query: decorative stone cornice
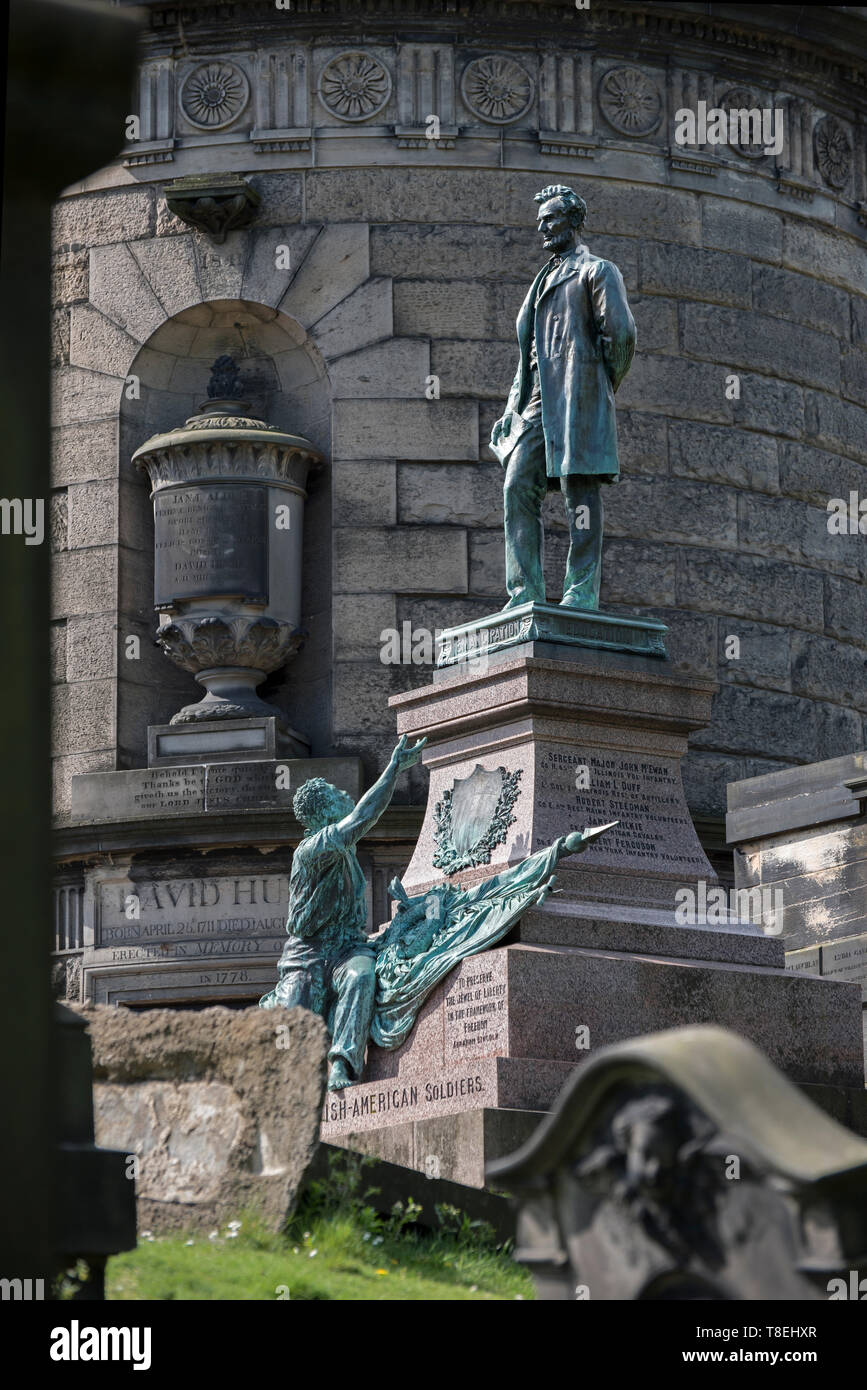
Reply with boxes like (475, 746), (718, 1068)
(108, 10), (867, 222)
(132, 3), (867, 106)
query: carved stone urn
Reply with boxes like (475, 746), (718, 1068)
(132, 357), (322, 749)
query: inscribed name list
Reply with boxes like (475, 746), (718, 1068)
(537, 748), (708, 873)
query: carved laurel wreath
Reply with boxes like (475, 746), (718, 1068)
(432, 767), (523, 875)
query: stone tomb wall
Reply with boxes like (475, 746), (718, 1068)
(51, 2), (867, 840)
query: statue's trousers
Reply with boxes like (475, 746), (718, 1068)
(503, 417), (605, 608)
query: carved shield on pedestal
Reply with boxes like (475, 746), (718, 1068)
(452, 766), (506, 856)
(433, 764), (523, 875)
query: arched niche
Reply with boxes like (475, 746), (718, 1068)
(117, 299), (333, 768)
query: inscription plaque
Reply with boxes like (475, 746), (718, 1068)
(821, 933), (867, 1000)
(91, 871), (289, 958)
(154, 485), (268, 605)
(537, 748), (709, 875)
(71, 766), (206, 822)
(205, 761), (295, 811)
(88, 962), (280, 1005)
(83, 868), (293, 1003)
(784, 945), (822, 978)
(444, 960), (508, 1060)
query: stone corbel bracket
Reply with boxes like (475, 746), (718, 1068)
(163, 173), (261, 243)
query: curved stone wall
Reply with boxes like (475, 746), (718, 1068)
(50, 1), (867, 832)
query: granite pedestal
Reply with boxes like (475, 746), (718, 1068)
(322, 929), (865, 1185)
(325, 626), (867, 1186)
(391, 630), (719, 917)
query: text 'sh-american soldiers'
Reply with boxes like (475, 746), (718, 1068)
(490, 184), (636, 610)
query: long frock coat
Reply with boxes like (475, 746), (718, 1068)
(494, 243), (636, 483)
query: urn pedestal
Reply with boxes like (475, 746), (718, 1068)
(132, 375), (323, 761)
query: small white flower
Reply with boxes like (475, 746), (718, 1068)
(362, 1233), (371, 1242)
(185, 1240), (194, 1247)
(209, 1230), (219, 1241)
(293, 1247), (299, 1254)
(514, 1294), (524, 1300)
(226, 1231), (238, 1239)
(470, 1285), (478, 1292)
(140, 1231), (152, 1239)
(371, 1236), (384, 1246)
(303, 1231), (310, 1239)
(227, 1220), (242, 1231)
(308, 1249), (318, 1258)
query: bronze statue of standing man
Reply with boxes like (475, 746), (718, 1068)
(490, 185), (636, 611)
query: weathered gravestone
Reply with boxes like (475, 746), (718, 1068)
(487, 1025), (867, 1301)
(73, 1003), (328, 1234)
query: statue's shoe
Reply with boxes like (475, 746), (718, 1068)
(500, 592), (544, 612)
(559, 590), (598, 610)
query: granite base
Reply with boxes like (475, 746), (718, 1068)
(320, 935), (866, 1155)
(329, 1107), (546, 1190)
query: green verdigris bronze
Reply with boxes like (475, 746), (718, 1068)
(490, 184), (636, 611)
(260, 735), (427, 1091)
(261, 740), (615, 1090)
(371, 823), (613, 1050)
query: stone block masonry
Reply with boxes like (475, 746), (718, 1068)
(47, 6), (867, 837)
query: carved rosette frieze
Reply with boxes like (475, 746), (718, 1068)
(113, 29), (867, 216)
(814, 114), (852, 189)
(180, 61), (250, 129)
(318, 51), (392, 120)
(718, 87), (768, 159)
(598, 65), (662, 137)
(460, 55), (534, 124)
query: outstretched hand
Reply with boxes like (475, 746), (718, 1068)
(390, 734), (428, 774)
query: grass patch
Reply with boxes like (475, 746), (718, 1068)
(106, 1151), (534, 1302)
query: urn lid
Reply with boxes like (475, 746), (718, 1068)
(131, 354), (324, 466)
